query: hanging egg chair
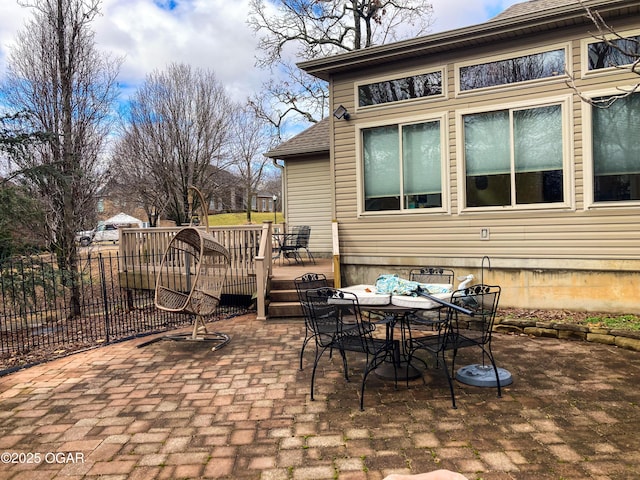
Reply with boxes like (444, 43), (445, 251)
(154, 186), (231, 350)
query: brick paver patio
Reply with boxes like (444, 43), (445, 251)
(0, 313), (638, 479)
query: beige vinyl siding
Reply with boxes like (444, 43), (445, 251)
(329, 19), (640, 273)
(285, 155), (332, 255)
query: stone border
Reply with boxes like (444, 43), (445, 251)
(494, 317), (640, 352)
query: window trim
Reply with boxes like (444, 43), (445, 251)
(355, 112), (450, 217)
(354, 66), (447, 113)
(581, 28), (640, 79)
(582, 85), (640, 209)
(454, 42), (571, 97)
(455, 95), (574, 214)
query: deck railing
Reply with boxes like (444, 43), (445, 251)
(119, 223), (273, 311)
(119, 225), (264, 274)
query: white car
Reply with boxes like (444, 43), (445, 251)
(76, 223), (119, 246)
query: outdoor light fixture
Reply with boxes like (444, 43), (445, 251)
(333, 104), (350, 121)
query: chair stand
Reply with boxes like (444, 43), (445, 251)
(163, 314), (231, 352)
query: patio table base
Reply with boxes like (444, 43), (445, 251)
(374, 360), (422, 381)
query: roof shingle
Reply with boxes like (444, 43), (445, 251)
(492, 0), (581, 21)
(264, 118), (330, 159)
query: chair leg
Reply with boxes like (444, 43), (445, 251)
(305, 248), (316, 264)
(359, 350), (397, 411)
(310, 347), (327, 401)
(300, 335), (311, 371)
(440, 351), (457, 409)
(484, 347), (502, 399)
(339, 349), (350, 381)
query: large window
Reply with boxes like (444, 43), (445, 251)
(459, 48), (565, 91)
(362, 119), (443, 212)
(592, 92), (640, 202)
(358, 71), (442, 107)
(463, 104), (565, 208)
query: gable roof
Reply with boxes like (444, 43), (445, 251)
(264, 118), (330, 159)
(298, 0), (640, 81)
(493, 0), (580, 21)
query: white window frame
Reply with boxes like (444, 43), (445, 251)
(454, 42), (572, 97)
(455, 95), (574, 214)
(354, 66), (447, 113)
(356, 112), (450, 217)
(582, 85), (640, 209)
(581, 28), (640, 79)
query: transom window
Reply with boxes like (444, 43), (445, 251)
(462, 104), (565, 208)
(358, 71), (442, 107)
(362, 119), (444, 212)
(592, 92), (640, 202)
(459, 48), (565, 91)
(588, 35), (640, 71)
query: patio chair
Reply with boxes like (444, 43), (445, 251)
(404, 284), (502, 408)
(294, 273), (329, 370)
(408, 267), (455, 324)
(303, 287), (397, 411)
(409, 267), (455, 285)
(153, 187), (231, 351)
(280, 225), (315, 265)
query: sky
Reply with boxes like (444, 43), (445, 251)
(0, 0), (523, 105)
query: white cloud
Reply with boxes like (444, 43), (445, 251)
(0, 0), (526, 104)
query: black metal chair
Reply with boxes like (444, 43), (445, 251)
(404, 284), (502, 408)
(294, 273), (329, 371)
(303, 287), (397, 411)
(407, 267), (455, 325)
(281, 226), (315, 265)
(409, 267), (455, 285)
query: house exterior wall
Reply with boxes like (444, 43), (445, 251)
(284, 155), (333, 256)
(329, 16), (640, 312)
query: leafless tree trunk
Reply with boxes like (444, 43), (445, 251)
(229, 105), (276, 223)
(2, 0), (120, 316)
(112, 63), (233, 226)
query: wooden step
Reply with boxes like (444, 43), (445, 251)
(267, 301), (303, 320)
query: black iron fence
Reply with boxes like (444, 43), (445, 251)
(0, 251), (254, 375)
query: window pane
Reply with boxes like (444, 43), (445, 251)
(593, 93), (640, 201)
(403, 121), (442, 209)
(464, 111), (510, 175)
(359, 72), (442, 107)
(363, 126), (400, 211)
(588, 35), (640, 70)
(466, 174), (510, 207)
(460, 49), (565, 91)
(514, 105), (564, 204)
(464, 111), (511, 207)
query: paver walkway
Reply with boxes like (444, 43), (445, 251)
(0, 313), (638, 479)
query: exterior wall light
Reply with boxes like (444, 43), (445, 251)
(333, 105), (350, 120)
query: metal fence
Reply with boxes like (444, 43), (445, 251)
(0, 251), (254, 375)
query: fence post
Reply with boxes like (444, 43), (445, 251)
(98, 253), (112, 343)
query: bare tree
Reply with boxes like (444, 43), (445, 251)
(247, 0), (434, 136)
(229, 105), (276, 223)
(567, 4), (640, 107)
(112, 63), (233, 226)
(1, 0), (120, 315)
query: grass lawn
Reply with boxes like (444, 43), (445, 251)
(207, 212), (283, 226)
